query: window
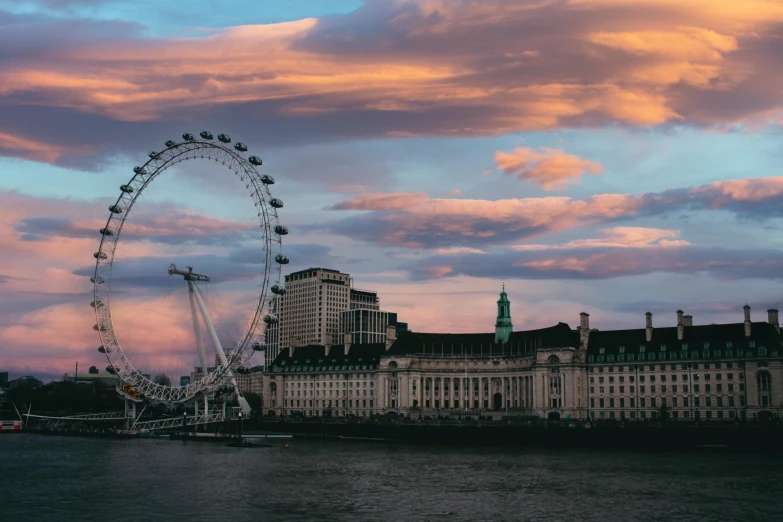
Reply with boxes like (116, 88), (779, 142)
(758, 371), (772, 407)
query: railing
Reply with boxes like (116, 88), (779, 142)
(25, 411), (126, 421)
(133, 408), (225, 431)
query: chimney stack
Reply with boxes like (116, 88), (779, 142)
(645, 312), (653, 342)
(579, 312), (590, 347)
(743, 304), (751, 337)
(676, 310), (684, 340)
(344, 333), (352, 356)
(768, 308), (779, 334)
(385, 325), (397, 351)
(683, 315), (693, 327)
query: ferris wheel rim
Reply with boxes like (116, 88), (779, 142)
(92, 135), (284, 404)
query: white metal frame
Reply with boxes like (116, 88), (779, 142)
(92, 136), (284, 406)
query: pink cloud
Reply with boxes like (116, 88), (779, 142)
(329, 176), (783, 248)
(514, 226), (689, 250)
(494, 146), (604, 190)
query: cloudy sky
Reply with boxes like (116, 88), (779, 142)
(2, 0), (783, 380)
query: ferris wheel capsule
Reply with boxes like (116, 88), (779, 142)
(251, 343), (265, 352)
(100, 228), (113, 236)
(218, 133), (231, 143)
(274, 225), (288, 235)
(90, 300), (104, 308)
(165, 140), (176, 147)
(98, 346), (106, 353)
(248, 156), (262, 166)
(261, 175), (275, 185)
(271, 285), (286, 295)
(133, 166), (146, 175)
(148, 151), (159, 159)
(120, 184), (134, 193)
(234, 142), (247, 152)
(182, 133), (195, 141)
(90, 276), (105, 284)
(263, 315), (278, 324)
(199, 131), (214, 140)
(94, 251), (107, 260)
(275, 254), (289, 265)
(270, 198), (283, 208)
(109, 205), (123, 214)
(106, 366), (116, 374)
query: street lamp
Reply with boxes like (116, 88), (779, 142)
(183, 411), (188, 436)
(237, 411), (243, 438)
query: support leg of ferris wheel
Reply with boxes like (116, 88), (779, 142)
(187, 281), (209, 386)
(191, 282), (252, 416)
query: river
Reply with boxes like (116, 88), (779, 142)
(1, 434), (780, 521)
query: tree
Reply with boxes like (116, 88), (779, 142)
(152, 373), (172, 387)
(88, 366), (99, 374)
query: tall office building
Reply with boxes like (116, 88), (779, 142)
(279, 268), (352, 349)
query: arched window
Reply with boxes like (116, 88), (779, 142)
(388, 361), (398, 370)
(757, 371), (772, 408)
(270, 382), (277, 407)
(548, 355), (560, 365)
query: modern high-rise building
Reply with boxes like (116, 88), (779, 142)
(279, 267), (352, 349)
(340, 309), (398, 345)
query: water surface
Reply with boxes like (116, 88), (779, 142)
(1, 434), (780, 521)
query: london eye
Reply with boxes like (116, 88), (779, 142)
(91, 131), (288, 414)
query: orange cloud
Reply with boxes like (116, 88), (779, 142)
(494, 146), (604, 190)
(2, 0), (783, 162)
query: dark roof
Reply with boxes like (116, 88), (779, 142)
(387, 322), (577, 357)
(270, 343), (386, 370)
(587, 321), (781, 355)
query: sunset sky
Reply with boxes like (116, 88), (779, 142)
(2, 0), (783, 380)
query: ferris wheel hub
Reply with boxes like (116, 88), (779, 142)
(168, 263), (210, 282)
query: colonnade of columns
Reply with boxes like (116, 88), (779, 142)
(412, 374), (535, 411)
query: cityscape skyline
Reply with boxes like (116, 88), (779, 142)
(3, 0), (783, 380)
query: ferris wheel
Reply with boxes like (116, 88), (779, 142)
(91, 131), (288, 413)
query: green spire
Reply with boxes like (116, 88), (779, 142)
(495, 284), (512, 344)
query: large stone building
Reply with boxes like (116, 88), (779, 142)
(263, 289), (783, 422)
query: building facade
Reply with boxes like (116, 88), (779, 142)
(264, 289), (783, 422)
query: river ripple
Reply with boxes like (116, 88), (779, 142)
(1, 434), (780, 521)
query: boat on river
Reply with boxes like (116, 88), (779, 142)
(0, 397), (24, 433)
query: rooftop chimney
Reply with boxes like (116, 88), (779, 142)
(683, 315), (693, 327)
(676, 310), (685, 340)
(768, 308), (779, 334)
(344, 333), (352, 356)
(743, 304), (751, 337)
(385, 325), (397, 351)
(645, 312), (653, 342)
(579, 312), (590, 347)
